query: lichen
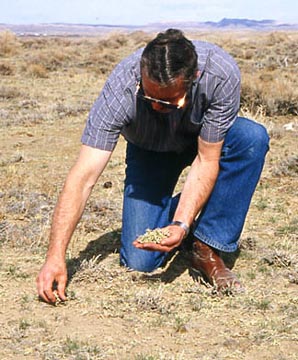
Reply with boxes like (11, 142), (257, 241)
(137, 228), (170, 244)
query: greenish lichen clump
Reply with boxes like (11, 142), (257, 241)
(137, 228), (170, 244)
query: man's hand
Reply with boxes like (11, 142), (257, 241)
(133, 225), (186, 252)
(36, 258), (67, 304)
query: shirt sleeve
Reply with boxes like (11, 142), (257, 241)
(81, 61), (135, 151)
(200, 72), (240, 143)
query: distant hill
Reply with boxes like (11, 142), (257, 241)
(1, 18), (297, 36)
(204, 18), (296, 29)
(205, 18), (275, 28)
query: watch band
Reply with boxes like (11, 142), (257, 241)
(170, 221), (190, 238)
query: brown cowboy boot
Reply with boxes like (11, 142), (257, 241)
(191, 240), (244, 293)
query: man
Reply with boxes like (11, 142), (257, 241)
(37, 29), (269, 303)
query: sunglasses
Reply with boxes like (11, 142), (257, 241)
(135, 81), (187, 110)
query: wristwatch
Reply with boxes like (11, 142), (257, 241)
(170, 220), (190, 238)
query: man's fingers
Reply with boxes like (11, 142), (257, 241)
(134, 241), (174, 252)
(43, 288), (57, 303)
(36, 277), (51, 303)
(37, 284), (56, 304)
(37, 274), (61, 304)
(57, 277), (67, 301)
(37, 289), (50, 303)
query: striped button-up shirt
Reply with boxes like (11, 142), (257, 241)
(81, 40), (240, 153)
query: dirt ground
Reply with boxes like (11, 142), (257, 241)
(0, 31), (297, 360)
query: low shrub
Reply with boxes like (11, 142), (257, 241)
(26, 63), (49, 78)
(0, 31), (20, 56)
(0, 86), (22, 99)
(0, 63), (14, 75)
(241, 65), (298, 116)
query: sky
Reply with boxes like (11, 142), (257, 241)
(1, 0), (297, 25)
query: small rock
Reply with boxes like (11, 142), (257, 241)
(103, 181), (112, 189)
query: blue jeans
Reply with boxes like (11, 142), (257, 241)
(120, 117), (270, 272)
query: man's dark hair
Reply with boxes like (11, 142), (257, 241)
(141, 29), (198, 87)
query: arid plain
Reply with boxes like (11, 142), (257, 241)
(0, 30), (297, 359)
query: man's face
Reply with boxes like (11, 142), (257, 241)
(140, 73), (189, 114)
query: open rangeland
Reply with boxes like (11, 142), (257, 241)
(0, 30), (297, 360)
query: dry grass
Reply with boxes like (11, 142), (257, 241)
(0, 30), (297, 360)
(0, 30), (20, 56)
